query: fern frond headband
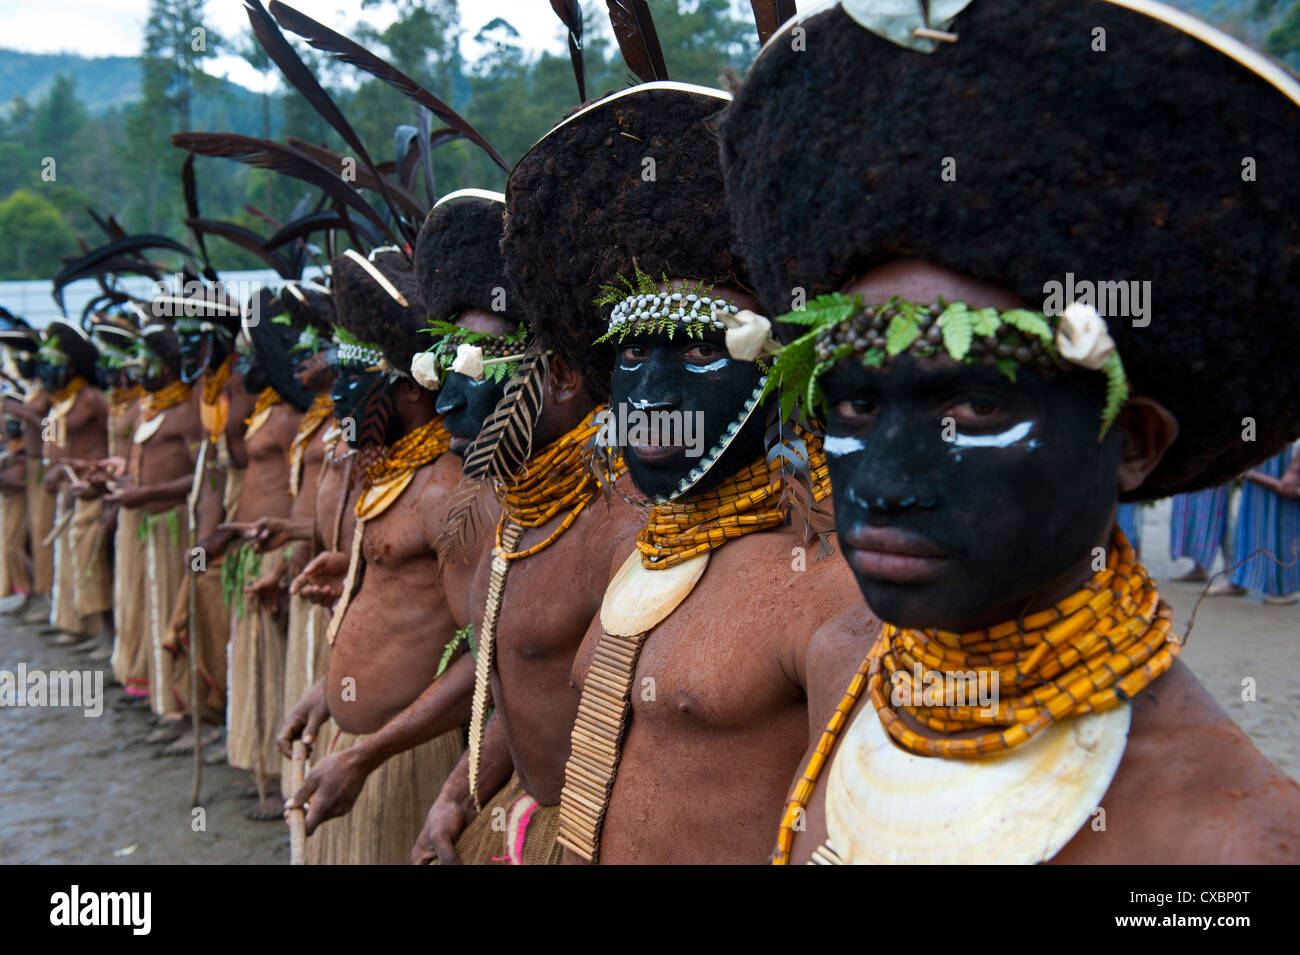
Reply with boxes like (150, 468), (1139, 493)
(592, 267), (779, 363)
(409, 318), (530, 390)
(762, 295), (1129, 437)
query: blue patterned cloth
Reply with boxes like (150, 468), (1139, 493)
(1230, 444), (1300, 597)
(1169, 485), (1232, 572)
(1117, 503), (1143, 556)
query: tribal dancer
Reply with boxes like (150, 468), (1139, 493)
(718, 0), (1300, 863)
(38, 320), (111, 654)
(281, 249), (463, 864)
(502, 75), (859, 864)
(281, 195), (513, 859)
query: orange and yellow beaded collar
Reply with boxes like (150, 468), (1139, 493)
(198, 355), (233, 442)
(289, 394), (334, 497)
(636, 428), (830, 570)
(354, 415), (452, 520)
(139, 379), (192, 422)
(494, 405), (618, 562)
(243, 387), (282, 441)
(772, 527), (1182, 864)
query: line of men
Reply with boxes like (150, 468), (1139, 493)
(4, 0), (1300, 865)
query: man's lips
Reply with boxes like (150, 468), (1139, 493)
(448, 434), (470, 453)
(629, 443), (683, 465)
(841, 525), (949, 584)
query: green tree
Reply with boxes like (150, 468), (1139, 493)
(0, 189), (77, 279)
(1254, 0), (1300, 64)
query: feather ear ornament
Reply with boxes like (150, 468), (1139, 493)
(436, 347), (550, 565)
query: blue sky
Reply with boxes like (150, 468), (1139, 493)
(1, 0), (573, 89)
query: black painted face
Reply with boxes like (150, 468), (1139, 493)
(820, 351), (1120, 633)
(15, 356), (37, 380)
(435, 371), (508, 458)
(176, 331), (224, 384)
(610, 327), (767, 500)
(5, 418), (22, 439)
(36, 357), (69, 393)
(330, 364), (391, 449)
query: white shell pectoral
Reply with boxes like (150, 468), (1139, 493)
(132, 413), (166, 445)
(601, 549), (710, 637)
(823, 702), (1132, 864)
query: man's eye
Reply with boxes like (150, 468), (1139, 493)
(947, 395), (1003, 419)
(832, 397), (878, 421)
(622, 345), (648, 362)
(684, 343), (723, 363)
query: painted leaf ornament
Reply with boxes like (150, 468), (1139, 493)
(451, 342), (485, 380)
(410, 350), (440, 390)
(721, 308), (774, 361)
(1055, 302), (1116, 371)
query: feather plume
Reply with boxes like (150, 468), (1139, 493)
(51, 236), (198, 311)
(244, 0), (415, 247)
(287, 136), (425, 220)
(437, 348), (549, 561)
(606, 0), (668, 82)
(185, 218), (295, 278)
(171, 132), (399, 247)
(262, 209), (349, 252)
(356, 379), (394, 451)
(86, 208), (126, 242)
(181, 155), (221, 281)
(750, 0), (797, 45)
(269, 0), (509, 172)
(551, 0), (587, 101)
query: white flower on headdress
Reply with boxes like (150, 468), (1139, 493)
(719, 309), (774, 362)
(451, 343), (485, 380)
(410, 351), (440, 390)
(1055, 302), (1116, 371)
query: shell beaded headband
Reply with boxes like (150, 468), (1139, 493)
(763, 294), (1129, 436)
(409, 319), (529, 390)
(333, 326), (401, 379)
(171, 318), (235, 341)
(592, 268), (778, 362)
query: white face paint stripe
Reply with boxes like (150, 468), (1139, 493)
(949, 420), (1035, 448)
(824, 434), (869, 457)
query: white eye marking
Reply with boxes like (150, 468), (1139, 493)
(686, 358), (729, 373)
(824, 434), (869, 458)
(949, 420), (1039, 449)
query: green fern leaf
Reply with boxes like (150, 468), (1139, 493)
(939, 304), (973, 361)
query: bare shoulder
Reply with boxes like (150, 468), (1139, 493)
(1061, 660), (1300, 863)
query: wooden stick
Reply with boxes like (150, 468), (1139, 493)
(188, 440), (209, 808)
(289, 740), (307, 865)
(253, 602), (268, 811)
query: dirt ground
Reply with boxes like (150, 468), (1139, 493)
(1, 500), (1295, 864)
(0, 615), (289, 865)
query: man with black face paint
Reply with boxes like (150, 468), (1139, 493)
(85, 319), (150, 691)
(0, 318), (45, 617)
(38, 321), (112, 653)
(271, 247), (467, 865)
(410, 186), (645, 867)
(232, 281), (338, 802)
(3, 337), (57, 621)
(487, 81), (860, 867)
(152, 290), (245, 734)
(100, 322), (205, 719)
(208, 291), (314, 816)
(0, 396), (31, 605)
(270, 196), (513, 863)
(720, 0), (1300, 863)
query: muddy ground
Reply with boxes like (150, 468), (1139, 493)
(1, 499), (1296, 864)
